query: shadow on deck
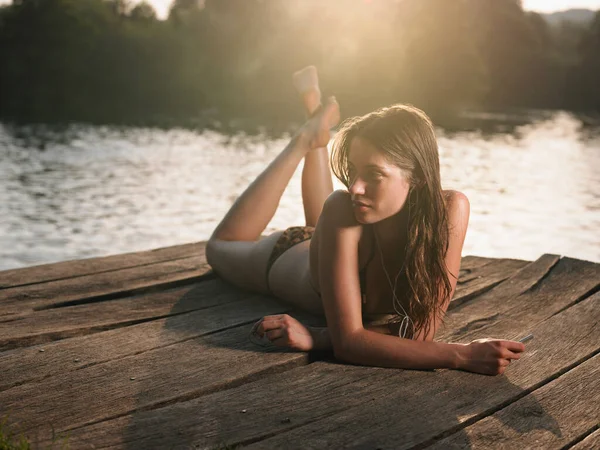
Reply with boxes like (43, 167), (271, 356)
(0, 242), (599, 449)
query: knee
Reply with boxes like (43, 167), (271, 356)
(205, 238), (220, 271)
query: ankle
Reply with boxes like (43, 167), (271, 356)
(295, 125), (313, 149)
(302, 87), (322, 117)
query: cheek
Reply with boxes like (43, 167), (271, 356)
(372, 181), (410, 212)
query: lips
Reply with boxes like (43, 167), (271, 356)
(352, 201), (369, 207)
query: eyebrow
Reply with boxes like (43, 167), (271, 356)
(348, 162), (386, 171)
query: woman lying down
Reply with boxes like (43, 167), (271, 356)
(206, 66), (526, 376)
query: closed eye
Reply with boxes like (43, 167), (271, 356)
(367, 171), (383, 180)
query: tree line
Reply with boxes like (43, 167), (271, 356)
(0, 0), (599, 129)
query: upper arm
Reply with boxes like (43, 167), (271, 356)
(316, 190), (365, 357)
(415, 190), (470, 341)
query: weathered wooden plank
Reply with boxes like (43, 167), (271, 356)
(46, 288), (600, 450)
(570, 428), (600, 450)
(0, 290), (291, 392)
(0, 305), (326, 435)
(0, 253), (499, 317)
(236, 268), (600, 450)
(447, 256), (600, 344)
(0, 254), (567, 445)
(440, 253), (560, 339)
(0, 254), (524, 392)
(0, 256), (210, 316)
(0, 249), (490, 292)
(0, 255), (522, 351)
(0, 278), (256, 353)
(0, 255), (564, 442)
(451, 257), (532, 308)
(458, 255), (496, 272)
(0, 242), (207, 289)
(428, 354), (600, 449)
(25, 255), (592, 443)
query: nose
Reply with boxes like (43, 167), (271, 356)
(349, 177), (366, 196)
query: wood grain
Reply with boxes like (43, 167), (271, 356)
(441, 255), (597, 343)
(428, 354), (600, 449)
(0, 306), (319, 435)
(0, 242), (206, 289)
(570, 428), (600, 450)
(0, 255), (523, 352)
(0, 281), (291, 393)
(41, 280), (600, 449)
(451, 257), (534, 308)
(0, 278), (245, 352)
(242, 291), (600, 450)
(0, 256), (211, 316)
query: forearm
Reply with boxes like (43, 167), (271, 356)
(339, 329), (464, 370)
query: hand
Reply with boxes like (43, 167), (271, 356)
(458, 338), (526, 376)
(251, 314), (315, 352)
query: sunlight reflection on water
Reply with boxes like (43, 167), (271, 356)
(0, 110), (598, 271)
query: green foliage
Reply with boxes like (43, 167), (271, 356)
(0, 415), (70, 450)
(0, 415), (31, 450)
(0, 0), (598, 127)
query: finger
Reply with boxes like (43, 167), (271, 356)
(257, 319), (285, 336)
(500, 348), (522, 360)
(507, 351), (522, 360)
(504, 340), (526, 353)
(266, 329), (284, 342)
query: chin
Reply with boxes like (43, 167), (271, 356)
(354, 211), (376, 225)
(353, 212), (367, 224)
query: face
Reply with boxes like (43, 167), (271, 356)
(347, 136), (412, 224)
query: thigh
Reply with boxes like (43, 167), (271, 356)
(206, 231), (284, 295)
(207, 232), (325, 316)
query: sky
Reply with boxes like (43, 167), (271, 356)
(0, 0), (599, 20)
(144, 0), (600, 20)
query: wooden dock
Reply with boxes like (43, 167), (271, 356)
(0, 242), (599, 449)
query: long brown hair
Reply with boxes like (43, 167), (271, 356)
(330, 104), (453, 339)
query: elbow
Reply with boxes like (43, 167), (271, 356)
(332, 340), (348, 361)
(332, 331), (363, 363)
(334, 347), (355, 364)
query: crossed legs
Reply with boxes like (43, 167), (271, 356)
(206, 67), (338, 294)
(298, 67), (335, 227)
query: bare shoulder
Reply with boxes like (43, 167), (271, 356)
(317, 190), (363, 233)
(443, 190), (470, 235)
(321, 190), (357, 224)
(310, 190), (365, 292)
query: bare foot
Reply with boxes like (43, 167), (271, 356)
(293, 66), (321, 116)
(300, 96), (340, 150)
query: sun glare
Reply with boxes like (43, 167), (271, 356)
(3, 0), (597, 19)
(521, 0), (600, 12)
(132, 0), (600, 20)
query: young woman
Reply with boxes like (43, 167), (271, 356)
(206, 66), (525, 376)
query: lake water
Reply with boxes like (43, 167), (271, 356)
(1, 110), (599, 271)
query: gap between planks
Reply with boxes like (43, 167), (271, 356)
(19, 256), (599, 448)
(0, 242), (208, 290)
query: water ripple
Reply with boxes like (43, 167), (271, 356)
(0, 111), (598, 271)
